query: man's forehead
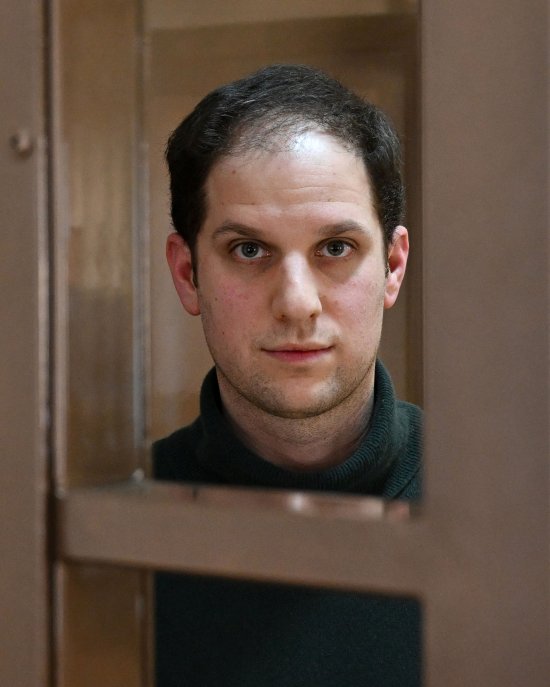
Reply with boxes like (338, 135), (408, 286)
(195, 134), (377, 241)
(196, 136), (382, 251)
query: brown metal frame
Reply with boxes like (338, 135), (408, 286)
(57, 481), (424, 593)
(1, 0), (548, 686)
(421, 2), (549, 682)
(0, 0), (50, 684)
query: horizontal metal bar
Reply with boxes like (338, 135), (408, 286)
(56, 479), (429, 595)
(147, 0), (417, 32)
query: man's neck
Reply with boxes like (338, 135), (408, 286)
(216, 372), (375, 473)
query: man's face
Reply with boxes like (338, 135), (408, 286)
(168, 130), (408, 420)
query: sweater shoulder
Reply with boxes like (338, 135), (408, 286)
(396, 399), (423, 431)
(384, 400), (423, 500)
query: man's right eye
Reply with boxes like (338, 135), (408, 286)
(232, 242), (268, 260)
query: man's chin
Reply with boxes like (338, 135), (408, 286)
(216, 366), (366, 420)
(253, 386), (346, 420)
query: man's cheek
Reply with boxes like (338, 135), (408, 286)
(219, 281), (256, 308)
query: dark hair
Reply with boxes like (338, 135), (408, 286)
(165, 64), (405, 257)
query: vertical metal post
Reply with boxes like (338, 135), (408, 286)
(422, 1), (549, 685)
(0, 0), (50, 684)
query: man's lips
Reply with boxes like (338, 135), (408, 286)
(262, 345), (333, 362)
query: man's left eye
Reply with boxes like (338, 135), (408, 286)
(319, 240), (353, 257)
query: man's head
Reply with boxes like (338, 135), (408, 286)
(165, 64), (405, 265)
(165, 65), (409, 447)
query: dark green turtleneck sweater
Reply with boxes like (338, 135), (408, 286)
(154, 360), (422, 687)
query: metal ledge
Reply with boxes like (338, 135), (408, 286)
(56, 479), (428, 595)
(148, 0), (417, 32)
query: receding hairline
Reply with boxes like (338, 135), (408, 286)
(207, 113), (361, 162)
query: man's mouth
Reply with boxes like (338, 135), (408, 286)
(262, 344), (333, 363)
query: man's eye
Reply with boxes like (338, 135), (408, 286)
(233, 242), (268, 260)
(319, 240), (353, 257)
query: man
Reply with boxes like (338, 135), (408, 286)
(155, 64), (421, 687)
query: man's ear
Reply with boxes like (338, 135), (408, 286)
(166, 232), (201, 316)
(384, 225), (409, 309)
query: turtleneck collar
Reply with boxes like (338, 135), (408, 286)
(195, 360), (404, 495)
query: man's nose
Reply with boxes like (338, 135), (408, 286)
(271, 254), (322, 322)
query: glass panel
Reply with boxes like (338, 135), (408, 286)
(146, 11), (421, 440)
(145, 9), (422, 685)
(55, 564), (149, 687)
(54, 2), (421, 684)
(155, 570), (422, 687)
(55, 562), (421, 687)
(53, 1), (148, 681)
(55, 0), (144, 487)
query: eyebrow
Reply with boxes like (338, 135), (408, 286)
(211, 219), (369, 241)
